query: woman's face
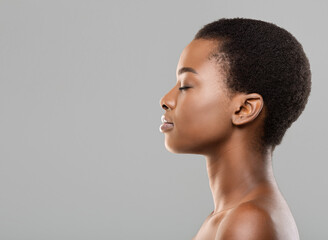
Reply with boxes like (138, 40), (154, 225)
(160, 39), (235, 154)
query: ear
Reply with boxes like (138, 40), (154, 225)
(231, 93), (264, 126)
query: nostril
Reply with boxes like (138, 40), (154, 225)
(162, 104), (168, 110)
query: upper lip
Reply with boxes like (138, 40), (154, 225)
(161, 115), (174, 124)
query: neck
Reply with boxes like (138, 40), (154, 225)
(204, 136), (276, 214)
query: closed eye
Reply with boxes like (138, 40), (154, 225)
(179, 86), (191, 91)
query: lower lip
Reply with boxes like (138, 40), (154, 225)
(160, 123), (174, 132)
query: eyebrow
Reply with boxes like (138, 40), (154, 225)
(177, 67), (198, 76)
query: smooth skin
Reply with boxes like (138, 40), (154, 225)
(159, 39), (300, 240)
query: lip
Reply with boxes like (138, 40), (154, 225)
(159, 122), (174, 132)
(161, 115), (174, 124)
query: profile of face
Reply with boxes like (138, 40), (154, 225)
(159, 39), (238, 155)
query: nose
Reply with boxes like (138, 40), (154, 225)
(160, 88), (176, 111)
(159, 96), (169, 110)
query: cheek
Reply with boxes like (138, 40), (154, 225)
(177, 91), (232, 142)
(197, 100), (231, 139)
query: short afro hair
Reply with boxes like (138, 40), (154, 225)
(194, 17), (312, 151)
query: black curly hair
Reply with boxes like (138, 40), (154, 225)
(194, 18), (311, 151)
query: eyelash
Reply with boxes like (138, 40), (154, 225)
(179, 86), (191, 91)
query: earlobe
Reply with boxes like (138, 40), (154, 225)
(231, 94), (264, 126)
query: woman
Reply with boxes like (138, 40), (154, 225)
(159, 18), (311, 240)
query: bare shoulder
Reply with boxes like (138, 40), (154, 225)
(215, 201), (277, 240)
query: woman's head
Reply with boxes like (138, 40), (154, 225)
(160, 18), (311, 155)
(160, 39), (267, 155)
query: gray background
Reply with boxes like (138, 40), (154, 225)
(0, 0), (327, 239)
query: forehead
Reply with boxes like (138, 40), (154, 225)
(176, 39), (219, 76)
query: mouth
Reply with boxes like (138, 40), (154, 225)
(161, 115), (174, 125)
(159, 122), (174, 132)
